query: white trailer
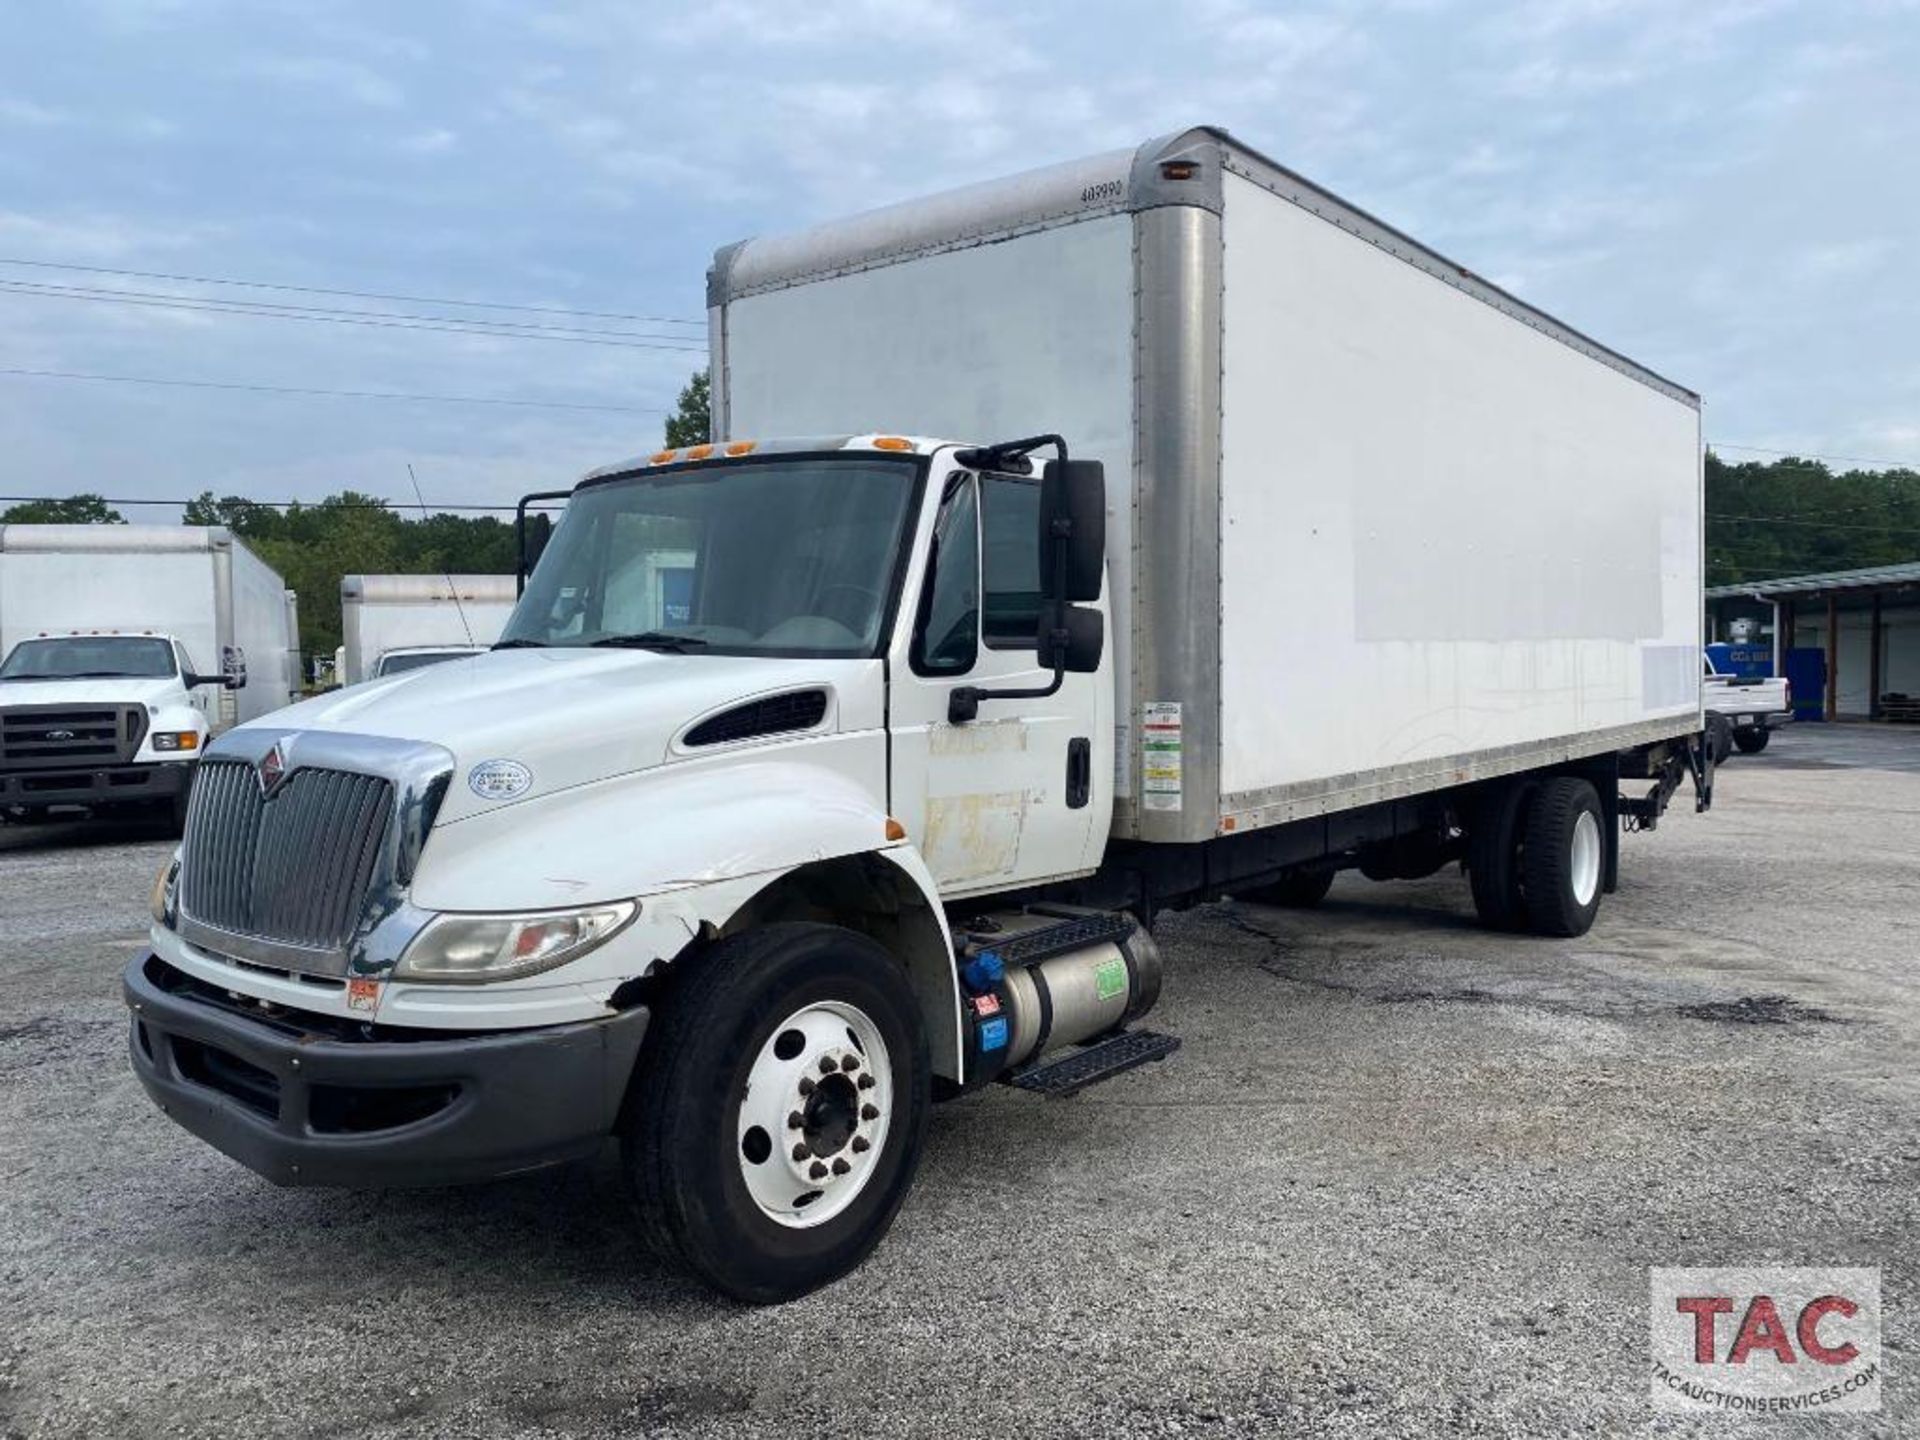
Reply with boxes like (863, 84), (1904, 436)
(339, 574), (517, 685)
(127, 127), (1712, 1303)
(0, 524), (299, 826)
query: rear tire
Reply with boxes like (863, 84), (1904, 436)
(1468, 782), (1533, 931)
(1520, 776), (1605, 938)
(1732, 727), (1770, 754)
(621, 922), (930, 1304)
(1240, 868), (1335, 908)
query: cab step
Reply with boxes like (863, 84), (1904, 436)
(1007, 1029), (1181, 1097)
(962, 909), (1136, 969)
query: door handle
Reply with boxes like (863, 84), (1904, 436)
(1066, 737), (1091, 809)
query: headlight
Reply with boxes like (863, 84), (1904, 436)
(393, 901), (637, 984)
(150, 731), (200, 752)
(150, 851), (180, 927)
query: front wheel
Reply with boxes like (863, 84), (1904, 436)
(1732, 726), (1770, 754)
(622, 923), (930, 1303)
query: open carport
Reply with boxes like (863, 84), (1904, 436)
(1707, 560), (1920, 723)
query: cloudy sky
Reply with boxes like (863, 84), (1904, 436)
(1, 0), (1915, 517)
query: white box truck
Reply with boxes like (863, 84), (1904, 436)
(1, 525), (300, 829)
(339, 574), (518, 685)
(125, 127), (1711, 1302)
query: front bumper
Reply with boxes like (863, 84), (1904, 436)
(1, 760), (193, 810)
(124, 952), (650, 1188)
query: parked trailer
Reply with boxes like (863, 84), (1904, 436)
(1, 525), (298, 828)
(126, 127), (1711, 1301)
(339, 573), (518, 685)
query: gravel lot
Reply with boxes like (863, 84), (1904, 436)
(3, 724), (1915, 1439)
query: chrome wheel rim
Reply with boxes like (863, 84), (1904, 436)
(1570, 809), (1601, 908)
(736, 1000), (891, 1229)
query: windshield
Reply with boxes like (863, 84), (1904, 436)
(377, 649), (479, 676)
(500, 455), (921, 657)
(0, 635), (177, 681)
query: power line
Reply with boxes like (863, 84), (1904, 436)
(1713, 512), (1920, 536)
(0, 493), (567, 514)
(1710, 441), (1920, 471)
(0, 366), (666, 415)
(0, 281), (707, 352)
(0, 255), (706, 327)
(0, 277), (697, 343)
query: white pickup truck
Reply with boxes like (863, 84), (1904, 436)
(123, 127), (1713, 1302)
(0, 631), (237, 830)
(1704, 654), (1792, 757)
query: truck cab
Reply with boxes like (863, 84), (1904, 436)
(0, 629), (242, 830)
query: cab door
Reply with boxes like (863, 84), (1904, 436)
(887, 466), (1109, 896)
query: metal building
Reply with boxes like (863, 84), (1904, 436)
(1705, 561), (1920, 722)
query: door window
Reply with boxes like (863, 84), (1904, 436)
(981, 473), (1042, 650)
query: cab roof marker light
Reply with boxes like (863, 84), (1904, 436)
(871, 436), (913, 451)
(685, 443), (714, 460)
(650, 449), (677, 465)
(725, 440), (756, 456)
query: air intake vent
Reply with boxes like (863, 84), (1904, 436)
(684, 690), (829, 747)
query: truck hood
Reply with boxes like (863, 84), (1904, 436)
(240, 647), (875, 824)
(0, 676), (183, 708)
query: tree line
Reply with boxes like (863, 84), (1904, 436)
(3, 369), (1914, 660)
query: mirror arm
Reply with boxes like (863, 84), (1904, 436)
(946, 528), (1074, 724)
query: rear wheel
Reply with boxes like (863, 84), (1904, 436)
(1240, 868), (1335, 908)
(1468, 782), (1533, 931)
(1732, 726), (1770, 754)
(1521, 776), (1605, 938)
(622, 923), (930, 1304)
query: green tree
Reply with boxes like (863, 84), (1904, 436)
(0, 493), (126, 524)
(665, 369), (711, 447)
(183, 491), (282, 539)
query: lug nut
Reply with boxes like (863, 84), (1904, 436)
(792, 1143), (810, 1162)
(851, 1136), (870, 1153)
(818, 1055), (837, 1075)
(809, 1161), (829, 1180)
(787, 1110), (804, 1130)
(832, 1158), (851, 1176)
(857, 1073), (876, 1090)
(798, 1076), (816, 1097)
(841, 1055), (860, 1072)
(860, 1103), (879, 1121)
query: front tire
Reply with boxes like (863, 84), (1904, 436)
(622, 923), (930, 1304)
(1520, 777), (1605, 938)
(1732, 726), (1770, 754)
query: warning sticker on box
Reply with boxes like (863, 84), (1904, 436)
(1141, 701), (1183, 812)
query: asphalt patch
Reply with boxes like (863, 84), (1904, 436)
(1674, 993), (1841, 1025)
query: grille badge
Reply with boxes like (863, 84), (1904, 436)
(46, 729), (75, 741)
(257, 741), (289, 797)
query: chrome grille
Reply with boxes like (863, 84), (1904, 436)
(0, 704), (146, 767)
(180, 759), (394, 953)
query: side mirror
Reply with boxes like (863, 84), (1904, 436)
(1038, 604), (1103, 675)
(524, 512), (553, 575)
(221, 647), (247, 689)
(515, 488), (572, 596)
(1039, 459), (1105, 602)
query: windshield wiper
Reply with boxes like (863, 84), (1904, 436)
(590, 632), (710, 653)
(491, 638), (550, 650)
